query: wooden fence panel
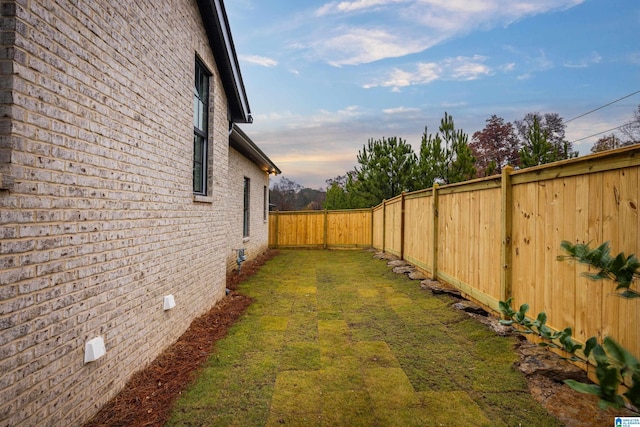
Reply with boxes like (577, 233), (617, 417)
(384, 197), (402, 257)
(403, 191), (433, 274)
(372, 205), (384, 250)
(326, 210), (372, 247)
(269, 210), (372, 248)
(510, 163), (640, 358)
(435, 186), (502, 308)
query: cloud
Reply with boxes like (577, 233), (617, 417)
(253, 106), (364, 130)
(316, 0), (408, 16)
(382, 106), (422, 114)
(239, 54), (278, 67)
(563, 51), (602, 68)
(317, 28), (433, 66)
(311, 0), (584, 66)
(364, 55), (492, 89)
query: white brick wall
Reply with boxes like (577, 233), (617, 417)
(226, 146), (271, 273)
(0, 1), (247, 425)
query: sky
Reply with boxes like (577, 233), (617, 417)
(225, 0), (640, 190)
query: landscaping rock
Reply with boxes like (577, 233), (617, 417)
(408, 270), (427, 280)
(516, 340), (587, 382)
(453, 301), (488, 315)
(420, 279), (461, 297)
(388, 260), (408, 267)
(373, 252), (398, 261)
(392, 265), (415, 275)
(465, 312), (513, 336)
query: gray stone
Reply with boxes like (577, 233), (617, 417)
(453, 301), (487, 315)
(516, 341), (588, 382)
(408, 270), (427, 280)
(392, 265), (415, 275)
(420, 280), (461, 297)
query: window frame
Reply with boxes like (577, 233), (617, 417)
(263, 185), (268, 222)
(193, 58), (211, 195)
(243, 177), (250, 237)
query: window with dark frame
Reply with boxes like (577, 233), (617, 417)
(263, 185), (267, 221)
(193, 59), (210, 195)
(243, 177), (250, 237)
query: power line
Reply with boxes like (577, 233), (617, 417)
(565, 90), (640, 123)
(569, 124), (628, 144)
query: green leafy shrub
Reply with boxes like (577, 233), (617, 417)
(499, 298), (639, 411)
(558, 241), (639, 298)
(498, 240), (640, 412)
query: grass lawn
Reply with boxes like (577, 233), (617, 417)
(167, 250), (560, 426)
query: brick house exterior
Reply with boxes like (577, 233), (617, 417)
(0, 1), (278, 425)
(227, 124), (279, 273)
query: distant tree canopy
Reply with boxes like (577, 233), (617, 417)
(269, 177), (325, 211)
(350, 136), (418, 207)
(620, 104), (640, 144)
(469, 115), (520, 177)
(590, 134), (635, 154)
(416, 112), (476, 187)
(516, 112), (576, 166)
(323, 173), (360, 210)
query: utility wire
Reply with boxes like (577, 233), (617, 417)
(565, 90), (640, 123)
(569, 124), (628, 143)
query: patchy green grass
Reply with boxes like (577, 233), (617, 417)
(167, 250), (561, 426)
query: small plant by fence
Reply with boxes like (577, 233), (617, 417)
(269, 145), (640, 361)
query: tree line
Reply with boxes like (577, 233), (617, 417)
(270, 106), (640, 211)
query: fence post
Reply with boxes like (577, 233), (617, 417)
(500, 166), (513, 303)
(382, 200), (386, 253)
(370, 207), (374, 249)
(431, 184), (439, 280)
(323, 209), (328, 249)
(400, 192), (406, 260)
(274, 210), (279, 249)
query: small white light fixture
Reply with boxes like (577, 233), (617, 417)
(84, 337), (106, 363)
(163, 294), (176, 311)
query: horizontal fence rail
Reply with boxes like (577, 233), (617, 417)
(269, 145), (640, 363)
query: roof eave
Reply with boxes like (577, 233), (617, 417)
(196, 0), (252, 124)
(230, 124), (281, 175)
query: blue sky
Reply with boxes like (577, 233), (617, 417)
(226, 0), (640, 189)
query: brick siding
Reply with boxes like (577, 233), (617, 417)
(0, 1), (246, 425)
(226, 146), (271, 273)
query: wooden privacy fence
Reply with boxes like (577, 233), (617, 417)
(269, 145), (640, 359)
(269, 209), (373, 248)
(377, 145), (640, 360)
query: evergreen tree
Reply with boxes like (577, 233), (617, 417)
(416, 112), (476, 187)
(352, 136), (417, 207)
(519, 115), (558, 167)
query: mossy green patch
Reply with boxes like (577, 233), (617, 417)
(270, 371), (322, 415)
(286, 313), (318, 342)
(260, 315), (289, 331)
(280, 342), (321, 371)
(358, 288), (380, 298)
(363, 367), (415, 408)
(319, 357), (365, 392)
(354, 341), (400, 368)
(321, 390), (375, 425)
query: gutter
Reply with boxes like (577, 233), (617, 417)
(230, 124), (281, 175)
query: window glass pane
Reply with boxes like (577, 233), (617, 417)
(193, 94), (199, 128)
(198, 101), (206, 130)
(193, 135), (205, 194)
(243, 178), (250, 236)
